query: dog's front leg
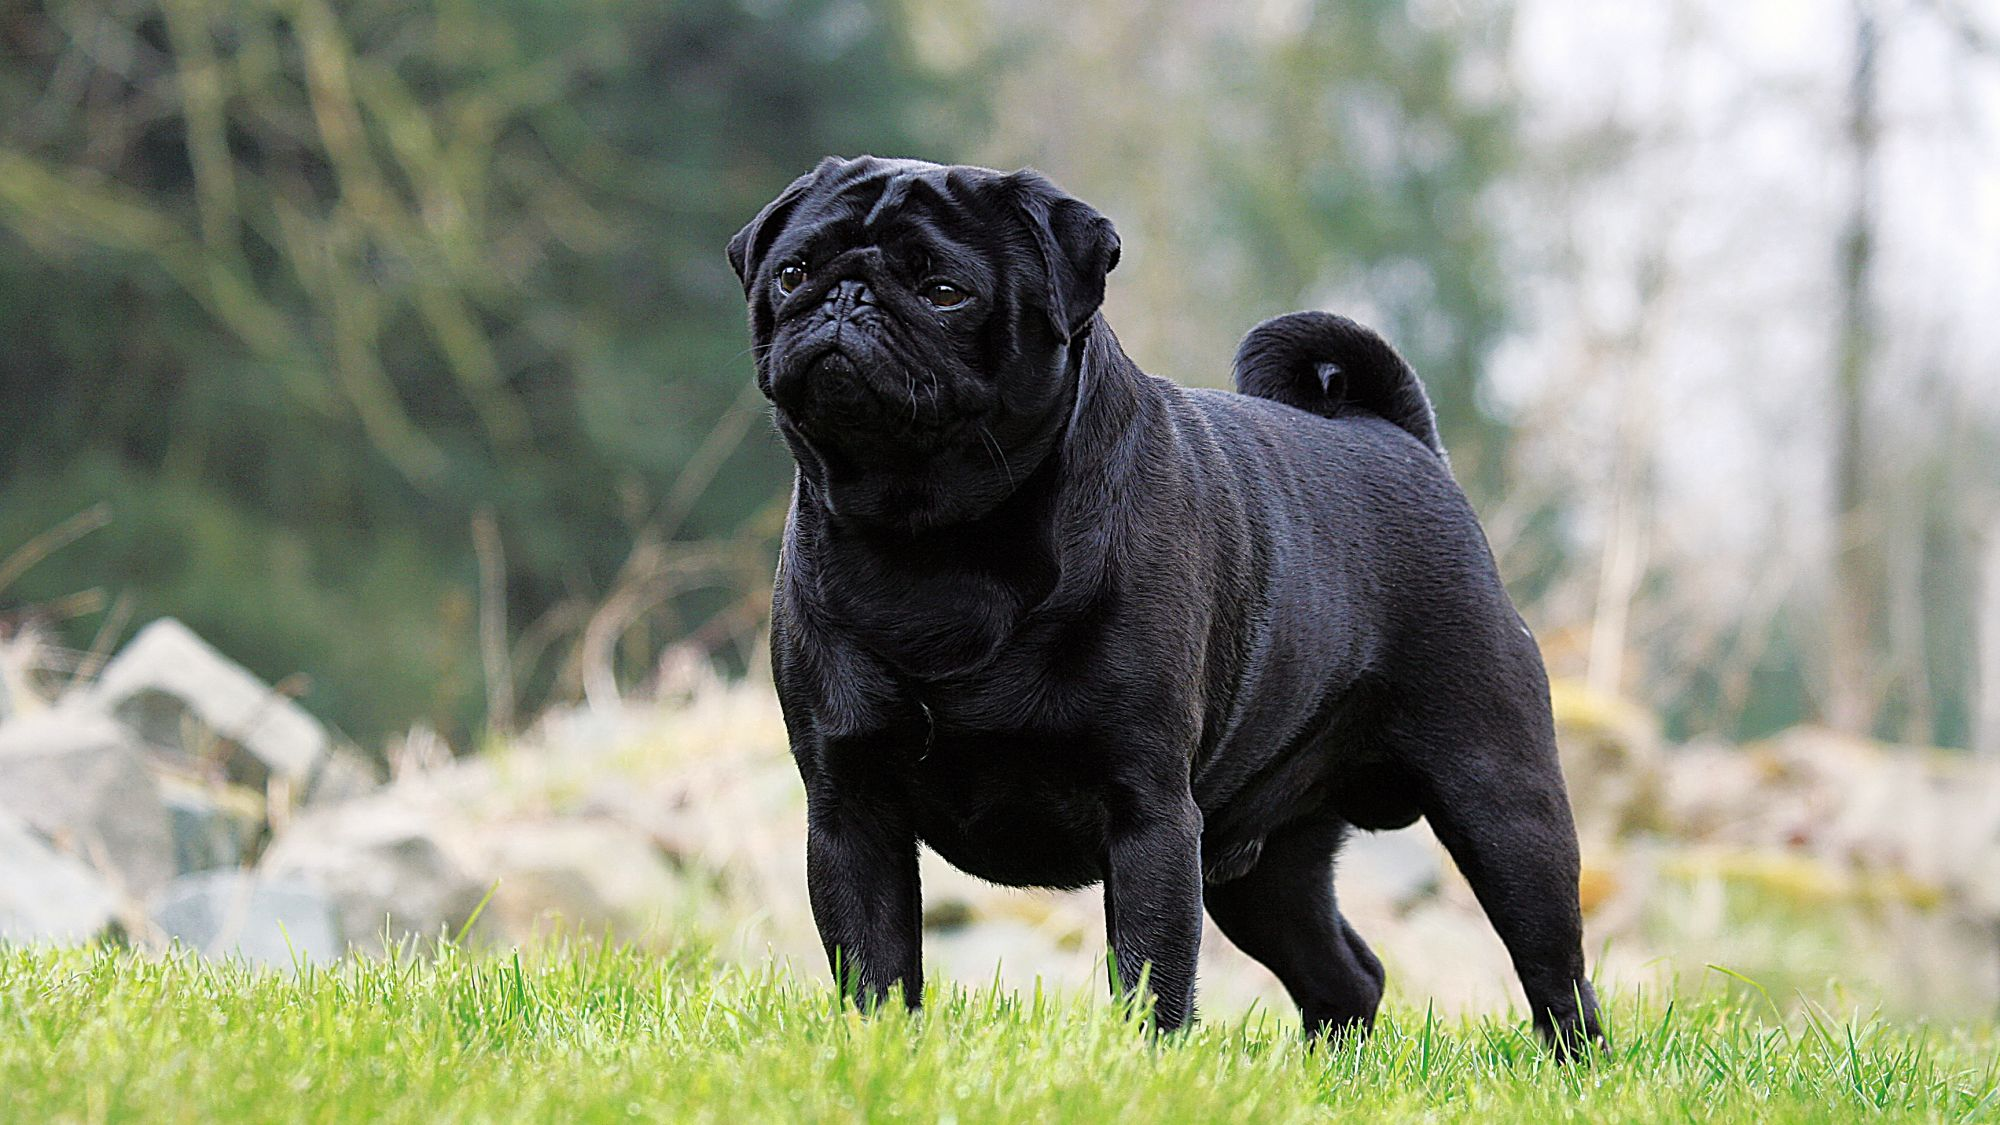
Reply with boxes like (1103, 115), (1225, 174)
(1102, 793), (1203, 1032)
(804, 772), (922, 1013)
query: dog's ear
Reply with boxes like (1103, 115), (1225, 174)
(1005, 170), (1120, 341)
(727, 157), (841, 292)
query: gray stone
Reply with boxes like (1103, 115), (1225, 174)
(926, 919), (1079, 990)
(0, 707), (175, 898)
(155, 773), (264, 875)
(1340, 826), (1444, 912)
(301, 749), (380, 807)
(473, 818), (681, 941)
(260, 796), (488, 953)
(151, 870), (339, 965)
(0, 808), (117, 943)
(0, 627), (42, 723)
(90, 618), (329, 788)
(1549, 679), (1666, 842)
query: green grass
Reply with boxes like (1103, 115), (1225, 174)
(1, 943), (1996, 1123)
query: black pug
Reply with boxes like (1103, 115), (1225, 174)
(727, 155), (1601, 1052)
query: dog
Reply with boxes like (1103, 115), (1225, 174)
(727, 156), (1601, 1051)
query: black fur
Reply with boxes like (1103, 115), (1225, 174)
(1233, 310), (1445, 459)
(728, 156), (1600, 1051)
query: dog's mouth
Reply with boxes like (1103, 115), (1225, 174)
(800, 346), (864, 391)
(768, 340), (968, 446)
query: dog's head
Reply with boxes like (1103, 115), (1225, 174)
(728, 156), (1118, 527)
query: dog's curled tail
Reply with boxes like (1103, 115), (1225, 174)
(1232, 311), (1445, 459)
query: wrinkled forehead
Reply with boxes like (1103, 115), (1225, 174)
(777, 158), (1018, 271)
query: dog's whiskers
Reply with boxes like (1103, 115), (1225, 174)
(976, 423), (1014, 489)
(924, 370), (943, 424)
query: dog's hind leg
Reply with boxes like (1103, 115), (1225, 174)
(1392, 693), (1603, 1057)
(1202, 819), (1385, 1040)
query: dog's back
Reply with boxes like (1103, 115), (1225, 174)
(1172, 348), (1519, 841)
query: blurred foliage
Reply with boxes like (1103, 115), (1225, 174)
(5, 0), (1980, 753)
(974, 1), (1521, 491)
(0, 0), (972, 743)
(1206, 2), (1519, 493)
(1, 0), (1538, 748)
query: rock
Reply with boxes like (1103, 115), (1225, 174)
(154, 773), (264, 875)
(90, 618), (329, 789)
(386, 724), (453, 782)
(0, 625), (47, 722)
(301, 749), (380, 806)
(471, 818), (682, 941)
(922, 898), (977, 931)
(1577, 860), (1621, 915)
(150, 871), (339, 965)
(1548, 677), (1666, 842)
(1340, 826), (1444, 912)
(260, 795), (488, 953)
(0, 707), (175, 898)
(0, 808), (117, 943)
(927, 918), (1057, 982)
(1961, 835), (2000, 920)
(1658, 740), (1772, 843)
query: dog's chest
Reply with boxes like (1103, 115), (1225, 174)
(901, 722), (1109, 890)
(805, 520), (1058, 681)
(837, 585), (1019, 680)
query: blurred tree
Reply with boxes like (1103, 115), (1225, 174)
(1828, 0), (1882, 738)
(1207, 1), (1520, 497)
(1491, 0), (2000, 751)
(0, 0), (973, 746)
(977, 0), (1521, 498)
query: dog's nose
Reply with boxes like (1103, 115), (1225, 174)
(827, 279), (876, 309)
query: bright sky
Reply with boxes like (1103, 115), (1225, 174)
(1494, 0), (2000, 569)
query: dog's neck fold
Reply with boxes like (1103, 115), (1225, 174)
(779, 316), (1157, 678)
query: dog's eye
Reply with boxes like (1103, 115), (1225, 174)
(776, 264), (808, 295)
(923, 282), (969, 309)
